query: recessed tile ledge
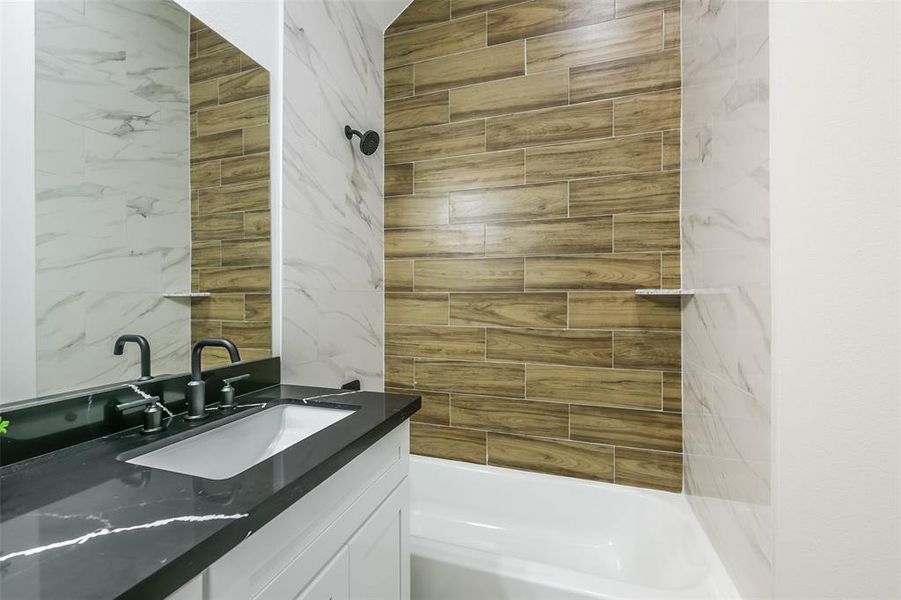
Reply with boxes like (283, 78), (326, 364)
(635, 288), (695, 296)
(635, 287), (736, 296)
(162, 292), (211, 298)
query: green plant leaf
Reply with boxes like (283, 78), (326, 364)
(0, 419), (9, 435)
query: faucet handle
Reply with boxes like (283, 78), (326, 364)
(223, 374), (251, 385)
(116, 395), (166, 434)
(116, 395), (161, 412)
(220, 374), (251, 409)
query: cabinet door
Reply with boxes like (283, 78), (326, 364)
(347, 479), (410, 600)
(210, 423), (410, 600)
(296, 547), (349, 600)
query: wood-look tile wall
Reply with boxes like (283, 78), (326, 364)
(384, 0), (682, 492)
(189, 17), (272, 368)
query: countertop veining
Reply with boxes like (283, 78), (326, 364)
(0, 385), (420, 600)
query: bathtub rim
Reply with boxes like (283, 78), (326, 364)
(409, 455), (742, 600)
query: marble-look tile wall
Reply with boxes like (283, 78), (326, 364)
(681, 0), (771, 597)
(34, 0), (191, 395)
(281, 0), (384, 390)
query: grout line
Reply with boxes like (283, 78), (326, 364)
(390, 38), (524, 84)
(660, 370), (665, 410)
(404, 43), (677, 97)
(385, 7), (684, 479)
(611, 214), (616, 253)
(387, 90), (673, 145)
(389, 129), (666, 169)
(484, 0), (534, 17)
(388, 14), (672, 86)
(385, 320), (675, 335)
(611, 331), (615, 368)
(521, 256), (527, 291)
(659, 252), (664, 287)
(523, 37), (528, 76)
(523, 362), (528, 400)
(384, 11), (488, 40)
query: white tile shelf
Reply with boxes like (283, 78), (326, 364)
(162, 292), (211, 298)
(635, 288), (736, 296)
(635, 288), (695, 296)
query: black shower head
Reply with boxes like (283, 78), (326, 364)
(344, 125), (380, 156)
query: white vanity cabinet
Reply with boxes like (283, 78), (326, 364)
(295, 547), (349, 600)
(167, 422), (410, 600)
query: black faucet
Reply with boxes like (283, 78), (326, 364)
(113, 334), (152, 381)
(186, 338), (241, 421)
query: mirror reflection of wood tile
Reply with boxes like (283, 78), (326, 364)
(189, 15), (272, 370)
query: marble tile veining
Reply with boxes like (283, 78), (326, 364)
(0, 383), (419, 598)
(281, 0), (384, 390)
(681, 0), (772, 597)
(34, 0), (191, 395)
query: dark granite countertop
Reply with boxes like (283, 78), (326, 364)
(0, 385), (420, 600)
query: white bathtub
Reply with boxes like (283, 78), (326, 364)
(410, 456), (739, 600)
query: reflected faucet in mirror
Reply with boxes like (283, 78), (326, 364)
(186, 339), (241, 421)
(7, 0), (275, 401)
(113, 335), (152, 381)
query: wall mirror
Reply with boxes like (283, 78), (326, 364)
(31, 0), (273, 397)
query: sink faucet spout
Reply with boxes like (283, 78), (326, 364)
(186, 338), (242, 421)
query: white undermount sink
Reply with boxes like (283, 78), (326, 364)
(126, 404), (354, 480)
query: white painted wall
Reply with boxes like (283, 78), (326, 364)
(176, 0), (281, 71)
(0, 1), (37, 402)
(770, 1), (901, 598)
